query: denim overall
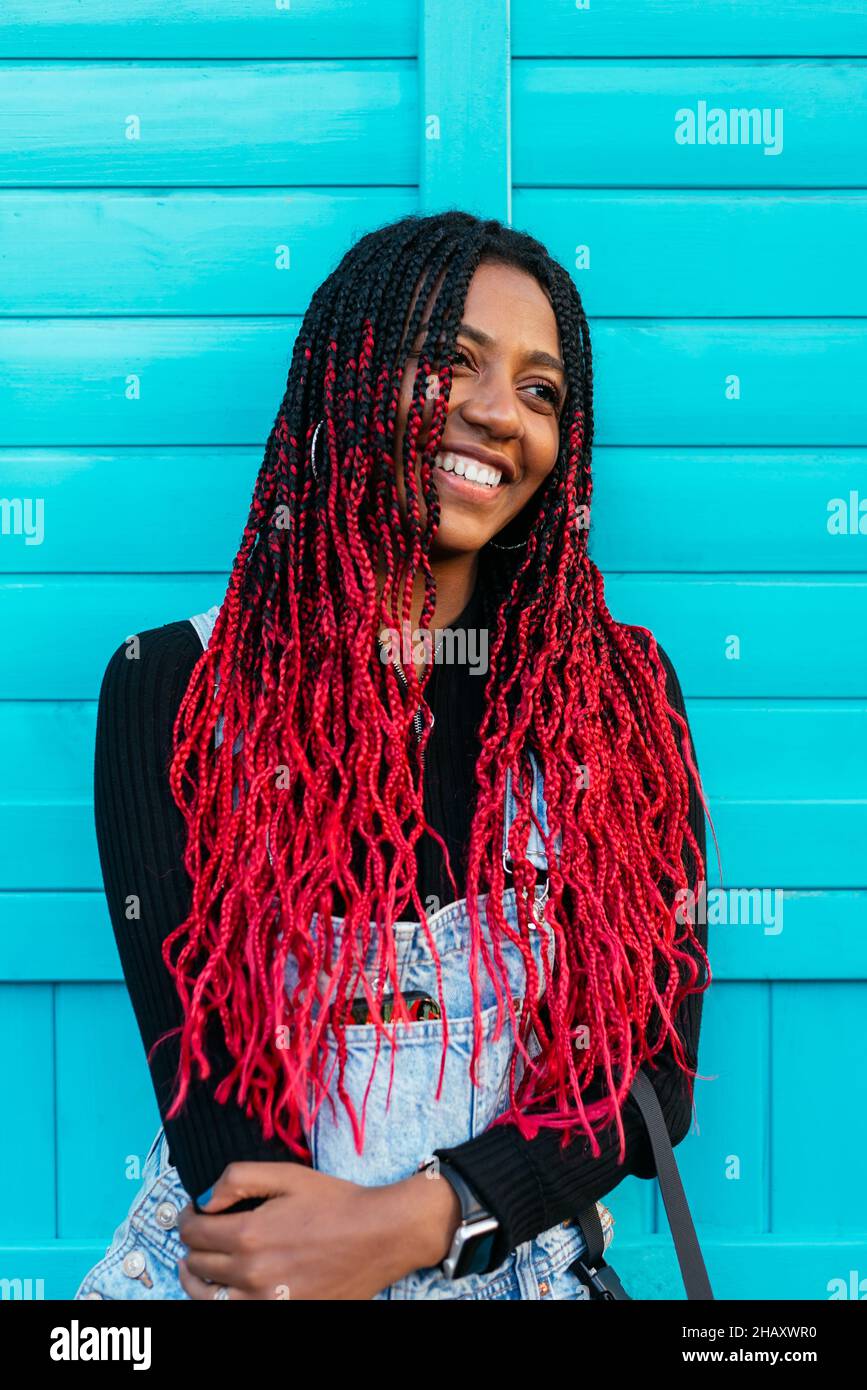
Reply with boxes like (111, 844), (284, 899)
(75, 607), (614, 1300)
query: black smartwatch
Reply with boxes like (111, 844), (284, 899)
(417, 1156), (500, 1279)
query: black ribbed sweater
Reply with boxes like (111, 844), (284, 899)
(93, 587), (708, 1272)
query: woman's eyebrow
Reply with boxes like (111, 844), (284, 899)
(413, 317), (565, 376)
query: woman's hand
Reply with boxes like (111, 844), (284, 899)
(175, 1160), (462, 1300)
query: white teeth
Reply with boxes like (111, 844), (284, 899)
(434, 451), (503, 488)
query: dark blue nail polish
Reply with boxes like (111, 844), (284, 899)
(195, 1186), (213, 1209)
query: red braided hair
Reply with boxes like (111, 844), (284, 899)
(158, 212), (717, 1166)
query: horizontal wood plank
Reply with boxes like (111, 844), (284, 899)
(0, 699), (864, 894)
(2, 888), (864, 980)
(1, 799), (860, 891)
(2, 447), (865, 572)
(1, 320), (864, 445)
(0, 1), (417, 59)
(4, 190), (864, 317)
(4, 699), (864, 801)
(1, 576), (863, 698)
(0, 190), (417, 315)
(0, 62), (416, 185)
(513, 61), (867, 187)
(513, 192), (867, 316)
(512, 1), (867, 57)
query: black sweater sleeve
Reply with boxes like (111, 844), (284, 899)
(93, 622), (294, 1202)
(95, 620), (708, 1265)
(432, 631), (710, 1268)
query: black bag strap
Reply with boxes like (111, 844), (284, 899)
(573, 1203), (633, 1300)
(630, 1070), (714, 1299)
(575, 1202), (605, 1266)
(575, 1069), (714, 1301)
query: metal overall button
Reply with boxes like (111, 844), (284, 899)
(531, 889), (548, 926)
(122, 1249), (154, 1289)
(155, 1200), (179, 1230)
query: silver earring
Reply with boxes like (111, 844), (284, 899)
(310, 418), (325, 480)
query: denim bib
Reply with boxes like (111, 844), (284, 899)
(75, 608), (614, 1301)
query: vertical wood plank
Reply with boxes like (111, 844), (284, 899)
(679, 984), (770, 1237)
(55, 985), (161, 1240)
(771, 983), (867, 1236)
(420, 0), (510, 220)
(0, 986), (54, 1241)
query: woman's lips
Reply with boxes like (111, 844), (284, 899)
(431, 466), (507, 502)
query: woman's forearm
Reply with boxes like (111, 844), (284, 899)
(95, 622), (301, 1201)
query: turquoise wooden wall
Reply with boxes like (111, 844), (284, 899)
(1, 1), (865, 1302)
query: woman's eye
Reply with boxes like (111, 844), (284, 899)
(528, 380), (563, 409)
(452, 348), (561, 411)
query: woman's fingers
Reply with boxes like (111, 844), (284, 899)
(182, 1248), (236, 1287)
(195, 1161), (303, 1212)
(177, 1256), (244, 1301)
(176, 1203), (255, 1253)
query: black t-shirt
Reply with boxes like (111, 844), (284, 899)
(93, 588), (708, 1270)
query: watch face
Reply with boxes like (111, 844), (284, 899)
(454, 1226), (498, 1280)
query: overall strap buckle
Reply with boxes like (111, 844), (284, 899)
(503, 749), (551, 922)
(569, 1255), (633, 1301)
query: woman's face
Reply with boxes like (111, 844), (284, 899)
(391, 261), (566, 555)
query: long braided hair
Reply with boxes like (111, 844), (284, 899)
(161, 210), (715, 1165)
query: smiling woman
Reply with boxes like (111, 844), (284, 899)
(75, 210), (712, 1302)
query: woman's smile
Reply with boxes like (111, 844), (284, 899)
(432, 447), (515, 503)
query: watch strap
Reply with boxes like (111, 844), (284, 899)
(418, 1156), (500, 1280)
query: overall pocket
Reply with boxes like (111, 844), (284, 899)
(308, 922), (555, 1187)
(308, 999), (507, 1185)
